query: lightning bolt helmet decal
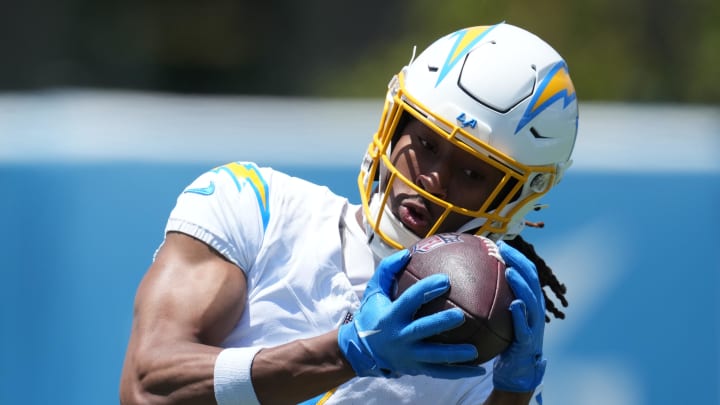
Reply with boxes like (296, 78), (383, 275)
(515, 61), (576, 134)
(435, 24), (499, 87)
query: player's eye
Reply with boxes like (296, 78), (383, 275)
(462, 168), (483, 181)
(417, 136), (436, 152)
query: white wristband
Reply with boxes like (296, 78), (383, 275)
(214, 347), (264, 405)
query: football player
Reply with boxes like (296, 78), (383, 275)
(120, 22), (578, 405)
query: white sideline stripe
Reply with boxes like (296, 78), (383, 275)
(0, 90), (717, 172)
(571, 102), (720, 173)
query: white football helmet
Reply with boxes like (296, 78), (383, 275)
(358, 22), (579, 256)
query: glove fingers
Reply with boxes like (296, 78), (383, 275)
(411, 341), (479, 364)
(499, 242), (541, 293)
(392, 273), (450, 320)
(509, 300), (532, 344)
(506, 268), (545, 323)
(419, 363), (487, 380)
(367, 249), (411, 295)
(402, 307), (466, 340)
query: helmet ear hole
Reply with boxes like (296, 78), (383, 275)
(530, 173), (552, 193)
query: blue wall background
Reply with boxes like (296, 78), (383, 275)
(0, 163), (717, 405)
(0, 95), (718, 405)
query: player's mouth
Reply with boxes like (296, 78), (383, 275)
(397, 199), (432, 237)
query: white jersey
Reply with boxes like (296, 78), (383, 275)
(165, 162), (542, 405)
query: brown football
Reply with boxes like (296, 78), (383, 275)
(393, 232), (515, 365)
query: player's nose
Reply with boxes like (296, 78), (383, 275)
(415, 168), (448, 200)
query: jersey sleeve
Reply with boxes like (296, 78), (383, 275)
(164, 161), (272, 273)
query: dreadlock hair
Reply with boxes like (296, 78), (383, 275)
(505, 233), (568, 323)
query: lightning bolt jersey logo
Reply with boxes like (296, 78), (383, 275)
(213, 162), (270, 231)
(435, 24), (499, 87)
(515, 61), (576, 134)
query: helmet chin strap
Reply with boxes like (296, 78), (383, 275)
(456, 217), (488, 234)
(453, 204), (529, 242)
(364, 193), (421, 259)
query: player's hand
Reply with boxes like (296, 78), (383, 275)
(493, 241), (547, 392)
(338, 249), (486, 379)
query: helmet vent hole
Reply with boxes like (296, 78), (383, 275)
(530, 127), (550, 139)
(531, 64), (537, 71)
(428, 65), (439, 72)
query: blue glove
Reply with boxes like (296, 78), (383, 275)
(338, 249), (486, 379)
(493, 241), (547, 392)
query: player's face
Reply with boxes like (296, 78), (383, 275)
(386, 119), (505, 237)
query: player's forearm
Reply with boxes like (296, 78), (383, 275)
(483, 389), (534, 405)
(252, 330), (356, 404)
(121, 341), (221, 405)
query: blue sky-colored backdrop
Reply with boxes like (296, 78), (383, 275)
(0, 93), (717, 405)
